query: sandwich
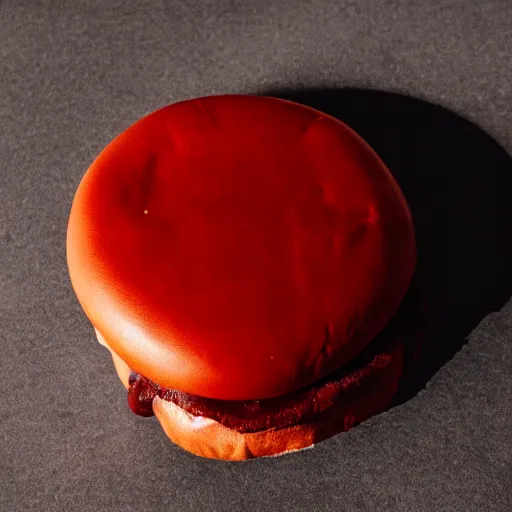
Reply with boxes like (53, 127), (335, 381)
(67, 95), (421, 460)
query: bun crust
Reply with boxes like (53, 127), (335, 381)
(68, 95), (415, 400)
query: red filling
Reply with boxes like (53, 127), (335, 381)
(127, 287), (427, 433)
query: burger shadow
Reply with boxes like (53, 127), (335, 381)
(263, 87), (512, 407)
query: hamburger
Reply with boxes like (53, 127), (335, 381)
(66, 95), (422, 460)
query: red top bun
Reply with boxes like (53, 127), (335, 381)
(67, 95), (416, 400)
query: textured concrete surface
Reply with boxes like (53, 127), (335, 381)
(1, 1), (511, 511)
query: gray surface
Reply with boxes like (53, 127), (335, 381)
(1, 1), (512, 511)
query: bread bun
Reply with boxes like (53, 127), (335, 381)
(67, 95), (416, 401)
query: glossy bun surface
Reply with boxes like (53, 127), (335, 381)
(67, 95), (415, 400)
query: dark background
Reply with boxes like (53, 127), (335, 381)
(1, 1), (511, 511)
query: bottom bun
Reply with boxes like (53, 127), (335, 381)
(96, 328), (405, 461)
